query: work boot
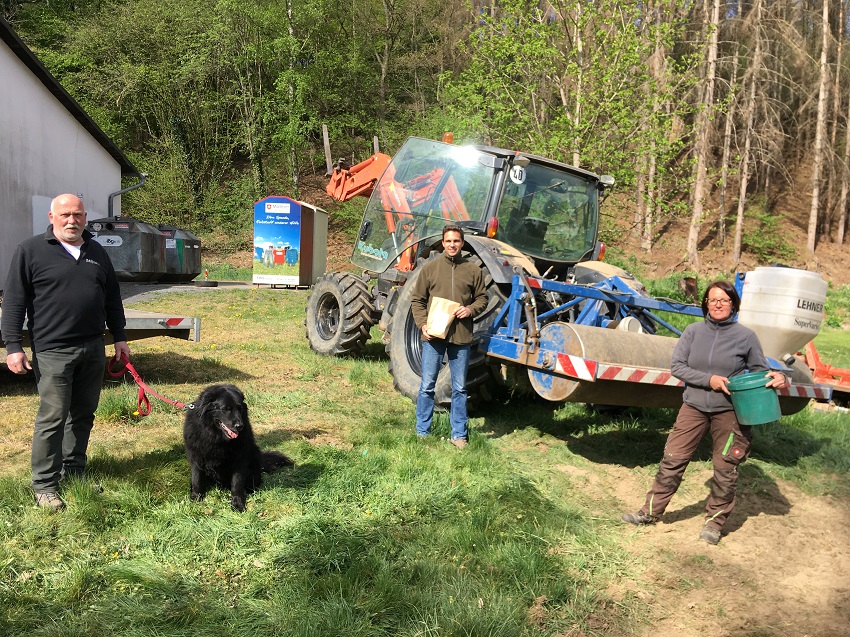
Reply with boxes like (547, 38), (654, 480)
(699, 525), (722, 545)
(450, 438), (468, 449)
(621, 510), (658, 525)
(34, 492), (66, 512)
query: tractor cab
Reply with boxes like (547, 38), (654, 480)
(495, 159), (602, 267)
(349, 137), (610, 277)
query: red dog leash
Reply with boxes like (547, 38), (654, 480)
(107, 353), (194, 416)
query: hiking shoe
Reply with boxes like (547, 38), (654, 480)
(621, 510), (658, 525)
(34, 492), (66, 511)
(699, 526), (722, 545)
(450, 438), (468, 449)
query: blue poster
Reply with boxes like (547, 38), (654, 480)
(253, 196), (301, 285)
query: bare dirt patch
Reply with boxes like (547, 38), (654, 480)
(606, 463), (850, 637)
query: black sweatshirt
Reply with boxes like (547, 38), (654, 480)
(2, 226), (127, 354)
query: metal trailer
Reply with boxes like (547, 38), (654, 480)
(0, 308), (201, 347)
(481, 271), (832, 414)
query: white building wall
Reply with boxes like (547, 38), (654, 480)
(0, 42), (122, 289)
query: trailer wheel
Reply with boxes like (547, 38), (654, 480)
(385, 254), (507, 409)
(305, 272), (376, 356)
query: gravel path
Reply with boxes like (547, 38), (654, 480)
(119, 280), (252, 303)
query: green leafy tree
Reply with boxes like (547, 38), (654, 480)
(441, 0), (694, 254)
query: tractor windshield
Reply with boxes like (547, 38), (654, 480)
(351, 137), (497, 273)
(496, 163), (599, 263)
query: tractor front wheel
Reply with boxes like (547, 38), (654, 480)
(305, 272), (377, 356)
(385, 254), (506, 408)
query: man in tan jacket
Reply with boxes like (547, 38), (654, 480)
(411, 225), (487, 448)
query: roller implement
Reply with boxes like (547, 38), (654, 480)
(305, 134), (831, 412)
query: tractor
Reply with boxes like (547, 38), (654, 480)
(308, 134), (642, 404)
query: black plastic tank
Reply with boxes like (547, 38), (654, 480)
(87, 218), (166, 282)
(158, 225), (202, 282)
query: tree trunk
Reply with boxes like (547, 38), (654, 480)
(838, 45), (850, 245)
(718, 11), (741, 248)
(572, 1), (584, 168)
(824, 2), (843, 239)
(287, 0), (299, 196)
(732, 0), (763, 264)
(686, 0), (721, 269)
(643, 3), (665, 253)
(645, 143), (656, 251)
(376, 0), (392, 126)
(807, 0), (830, 256)
(733, 73), (757, 264)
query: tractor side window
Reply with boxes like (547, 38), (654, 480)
(497, 165), (598, 263)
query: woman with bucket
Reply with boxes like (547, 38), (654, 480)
(621, 280), (787, 545)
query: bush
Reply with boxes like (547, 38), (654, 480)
(824, 283), (850, 328)
(742, 207), (796, 263)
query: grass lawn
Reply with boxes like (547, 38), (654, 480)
(1, 288), (848, 636)
(813, 328), (850, 368)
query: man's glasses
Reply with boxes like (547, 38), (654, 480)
(707, 298), (732, 306)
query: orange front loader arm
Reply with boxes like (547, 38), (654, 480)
(326, 153), (392, 202)
(325, 144), (471, 273)
(325, 154), (418, 271)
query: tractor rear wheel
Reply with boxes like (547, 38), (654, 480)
(305, 272), (377, 356)
(385, 254), (507, 409)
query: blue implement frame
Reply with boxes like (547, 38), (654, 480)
(482, 273), (703, 356)
(478, 271), (831, 405)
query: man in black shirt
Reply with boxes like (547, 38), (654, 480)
(3, 194), (129, 511)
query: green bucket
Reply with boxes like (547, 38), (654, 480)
(727, 371), (781, 426)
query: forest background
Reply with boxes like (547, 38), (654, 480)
(6, 0), (850, 282)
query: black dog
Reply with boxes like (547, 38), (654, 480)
(183, 384), (293, 511)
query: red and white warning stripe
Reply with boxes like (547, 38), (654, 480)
(596, 363), (684, 386)
(551, 354), (829, 398)
(553, 354), (681, 386)
(554, 353), (597, 381)
(776, 384), (831, 400)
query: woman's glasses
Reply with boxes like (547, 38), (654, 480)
(707, 298), (732, 306)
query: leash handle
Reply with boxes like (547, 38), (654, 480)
(107, 353), (129, 378)
(107, 353), (188, 415)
